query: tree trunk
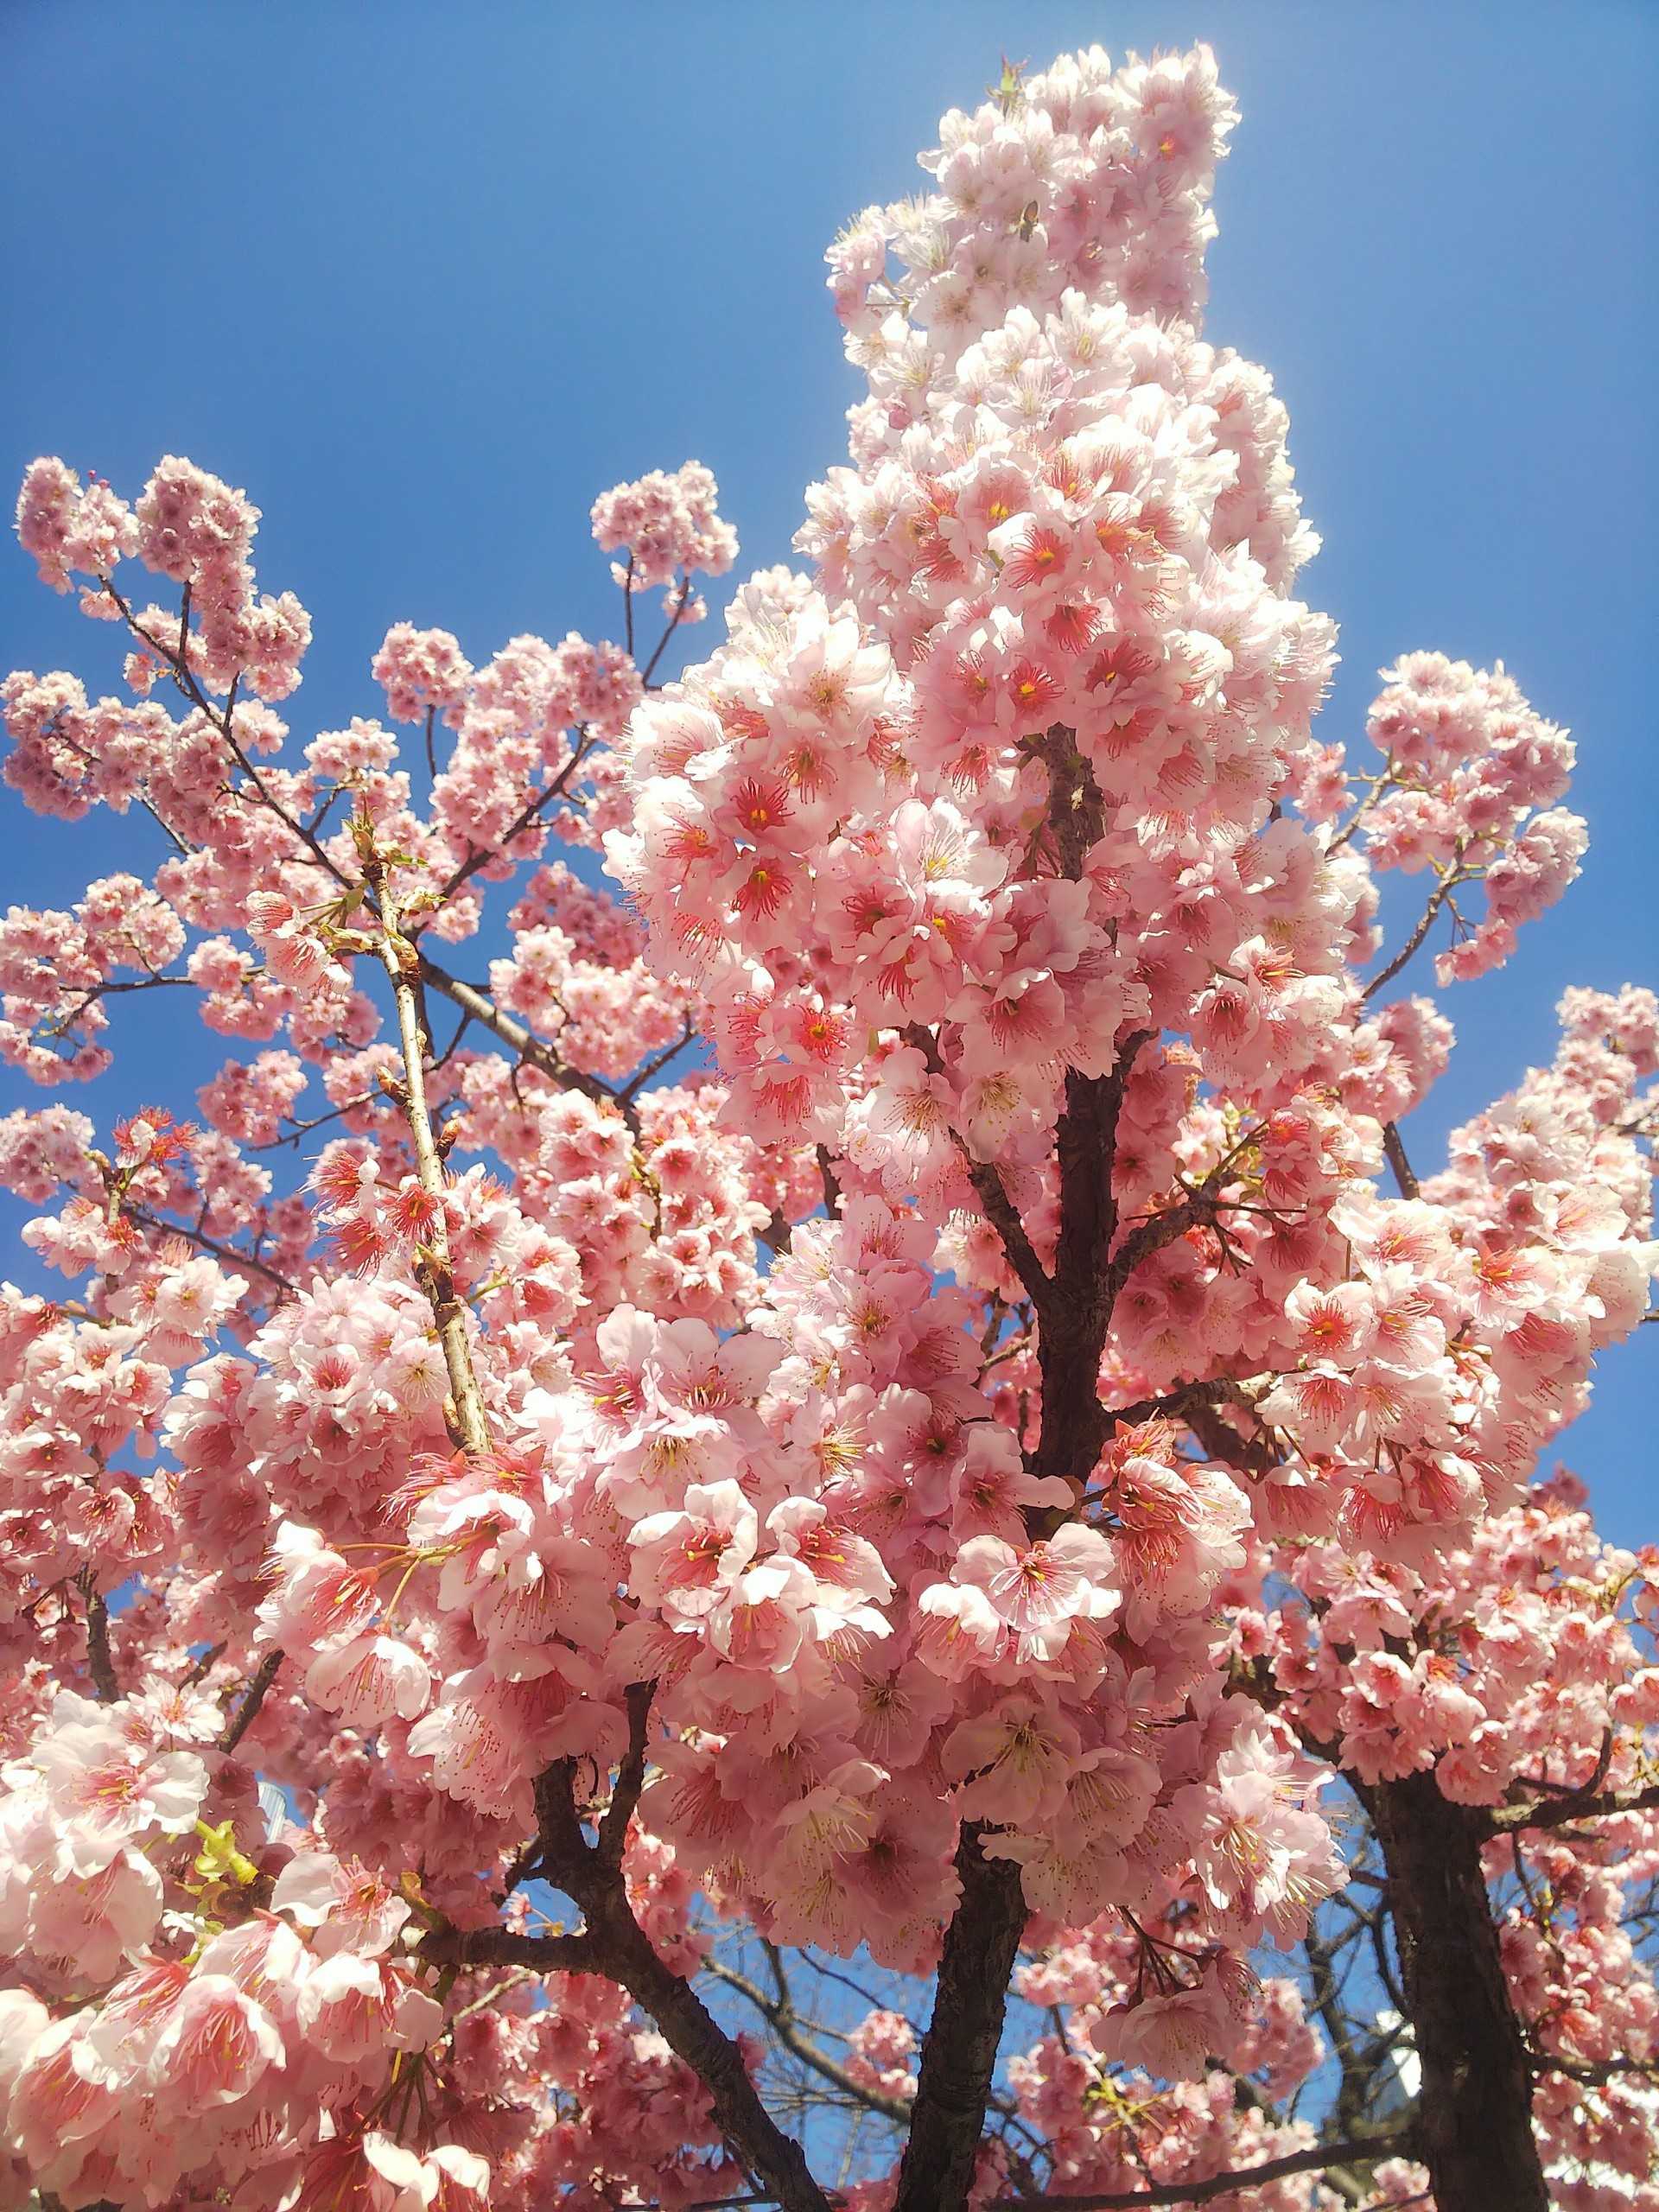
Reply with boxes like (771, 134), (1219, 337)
(1368, 1771), (1547, 2212)
(891, 1827), (1027, 2212)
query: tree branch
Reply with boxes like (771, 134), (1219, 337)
(219, 1649), (283, 1753)
(1489, 1781), (1659, 1835)
(905, 1024), (1052, 1313)
(79, 1572), (119, 1703)
(896, 735), (1158, 2212)
(597, 1680), (654, 1866)
(416, 953), (634, 1127)
(701, 1955), (912, 2125)
(422, 1923), (605, 1974)
(126, 1204), (298, 1299)
(891, 1826), (1027, 2212)
(474, 1757), (831, 2212)
(1362, 863), (1466, 1003)
(988, 2133), (1415, 2210)
(375, 868), (492, 1456)
(1381, 1122), (1420, 1200)
(423, 730), (594, 913)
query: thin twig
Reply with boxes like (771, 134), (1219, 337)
(1362, 866), (1466, 1003)
(125, 1204), (298, 1297)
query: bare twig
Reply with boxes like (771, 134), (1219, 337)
(701, 1955), (912, 2125)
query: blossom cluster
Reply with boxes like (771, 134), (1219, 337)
(16, 454), (311, 700)
(590, 460), (739, 602)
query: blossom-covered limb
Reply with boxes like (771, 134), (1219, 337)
(424, 728), (596, 912)
(904, 1022), (1052, 1311)
(125, 1201), (298, 1298)
(1379, 1120), (1419, 1199)
(595, 1677), (654, 1866)
(568, 1853), (832, 2212)
(511, 1758), (832, 2212)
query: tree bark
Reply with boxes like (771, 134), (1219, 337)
(439, 1763), (833, 2212)
(1367, 1770), (1547, 2212)
(895, 731), (1149, 2212)
(892, 1827), (1028, 2212)
(587, 1879), (832, 2212)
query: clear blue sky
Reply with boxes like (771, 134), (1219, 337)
(3, 2), (1656, 1539)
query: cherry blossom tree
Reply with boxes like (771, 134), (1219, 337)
(1, 41), (1655, 2212)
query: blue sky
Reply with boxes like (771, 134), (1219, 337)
(3, 1), (1656, 1539)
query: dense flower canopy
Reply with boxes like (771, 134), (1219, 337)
(0, 41), (1655, 2212)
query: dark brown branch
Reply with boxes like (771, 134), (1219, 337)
(1490, 1780), (1659, 1835)
(1096, 1188), (1209, 1316)
(1368, 1771), (1547, 2209)
(79, 1572), (119, 1702)
(416, 955), (632, 1123)
(597, 1680), (654, 1865)
(904, 1023), (1052, 1313)
(482, 1758), (831, 2212)
(897, 734), (1156, 2212)
(103, 575), (359, 899)
(1099, 1377), (1251, 1435)
(219, 1649), (283, 1753)
(181, 1640), (226, 1689)
(891, 1827), (1027, 2212)
(640, 575), (696, 686)
(1381, 1122), (1420, 1200)
(609, 2200), (770, 2212)
(758, 1209), (794, 1256)
(816, 1143), (842, 1215)
(619, 1016), (699, 1105)
(1362, 865), (1466, 1003)
(1034, 1027), (1155, 1488)
(579, 1872), (831, 2212)
(422, 1923), (604, 1974)
(1325, 765), (1396, 855)
(1529, 2051), (1659, 2087)
(424, 731), (594, 913)
(1303, 1920), (1371, 2139)
(1511, 1726), (1614, 1803)
(987, 2133), (1415, 2210)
